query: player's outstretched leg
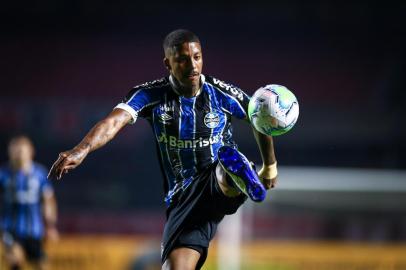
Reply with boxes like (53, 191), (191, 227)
(217, 146), (266, 202)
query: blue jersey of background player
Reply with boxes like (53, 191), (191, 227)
(1, 135), (58, 270)
(49, 29), (278, 270)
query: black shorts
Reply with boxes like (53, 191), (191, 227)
(3, 232), (45, 262)
(161, 161), (247, 269)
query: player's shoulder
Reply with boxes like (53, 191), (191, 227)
(131, 77), (170, 93)
(0, 163), (10, 174)
(0, 163), (11, 183)
(204, 75), (248, 102)
(124, 77), (171, 101)
(33, 162), (48, 177)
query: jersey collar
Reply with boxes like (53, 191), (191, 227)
(169, 74), (205, 97)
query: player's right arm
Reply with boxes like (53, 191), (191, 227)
(48, 108), (131, 180)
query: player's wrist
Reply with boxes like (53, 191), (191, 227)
(45, 217), (57, 229)
(45, 222), (57, 229)
(261, 161), (278, 179)
(73, 144), (90, 156)
(262, 161), (277, 169)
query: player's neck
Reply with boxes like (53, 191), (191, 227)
(10, 160), (33, 173)
(170, 75), (201, 98)
(179, 86), (200, 98)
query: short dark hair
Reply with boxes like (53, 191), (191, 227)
(163, 29), (200, 56)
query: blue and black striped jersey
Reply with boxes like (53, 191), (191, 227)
(0, 163), (53, 239)
(115, 75), (250, 205)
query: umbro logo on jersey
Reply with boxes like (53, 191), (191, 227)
(159, 112), (173, 122)
(158, 103), (174, 123)
(204, 112), (220, 128)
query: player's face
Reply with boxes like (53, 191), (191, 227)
(8, 139), (34, 167)
(164, 42), (203, 91)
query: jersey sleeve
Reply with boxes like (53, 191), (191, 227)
(114, 78), (168, 124)
(37, 164), (53, 195)
(115, 88), (152, 124)
(206, 76), (251, 120)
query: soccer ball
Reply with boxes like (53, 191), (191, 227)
(248, 84), (299, 136)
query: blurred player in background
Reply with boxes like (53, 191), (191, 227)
(0, 136), (58, 270)
(48, 29), (278, 270)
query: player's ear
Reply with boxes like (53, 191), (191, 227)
(163, 58), (171, 71)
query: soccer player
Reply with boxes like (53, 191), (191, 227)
(48, 29), (278, 270)
(0, 136), (58, 270)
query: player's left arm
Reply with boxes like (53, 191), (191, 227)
(252, 129), (277, 189)
(42, 187), (59, 241)
(209, 77), (278, 188)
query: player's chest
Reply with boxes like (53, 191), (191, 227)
(152, 97), (227, 130)
(4, 172), (41, 203)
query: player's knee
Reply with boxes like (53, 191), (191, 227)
(34, 261), (48, 270)
(163, 248), (200, 270)
(215, 163), (240, 197)
(162, 258), (195, 270)
(162, 259), (196, 270)
(5, 245), (25, 266)
(215, 163), (226, 184)
(10, 264), (22, 270)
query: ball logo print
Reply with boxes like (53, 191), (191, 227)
(248, 84), (299, 136)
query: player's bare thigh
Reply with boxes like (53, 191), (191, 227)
(162, 247), (201, 270)
(215, 163), (241, 197)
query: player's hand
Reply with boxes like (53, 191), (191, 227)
(45, 226), (60, 242)
(48, 147), (88, 180)
(258, 165), (277, 189)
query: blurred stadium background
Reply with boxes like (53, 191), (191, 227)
(1, 1), (405, 269)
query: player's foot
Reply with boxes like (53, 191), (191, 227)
(217, 146), (266, 202)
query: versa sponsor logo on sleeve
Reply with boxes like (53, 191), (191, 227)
(212, 78), (244, 101)
(157, 133), (222, 149)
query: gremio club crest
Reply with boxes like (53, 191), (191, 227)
(204, 112), (220, 128)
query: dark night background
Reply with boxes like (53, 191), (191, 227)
(0, 1), (405, 239)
